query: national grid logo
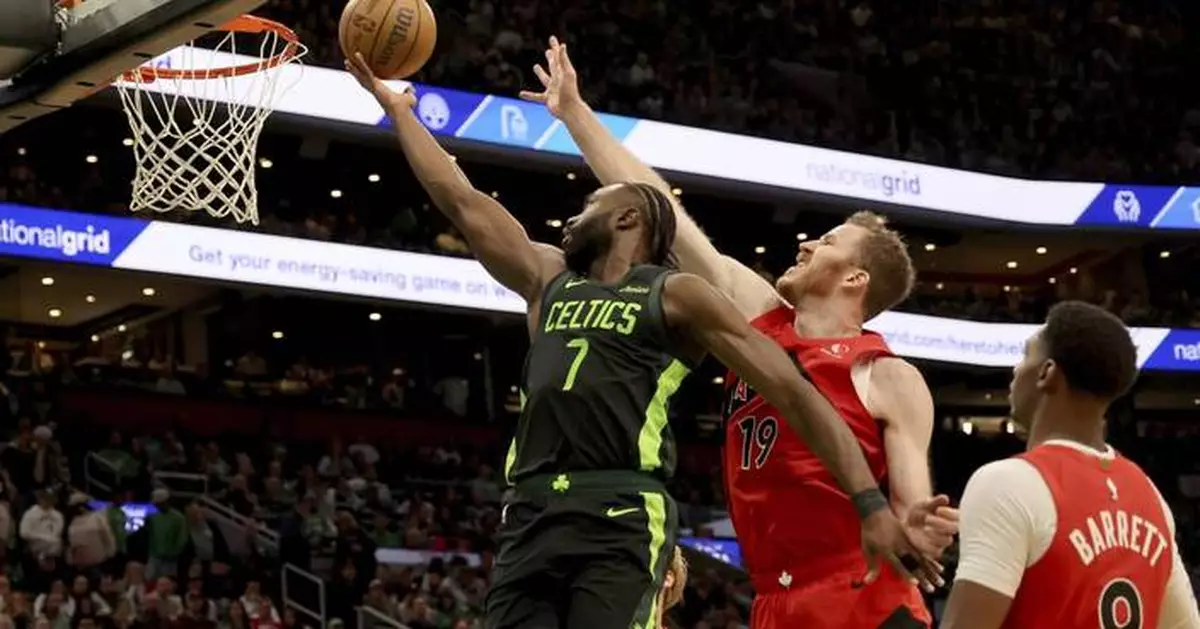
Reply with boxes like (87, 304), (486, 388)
(0, 217), (112, 257)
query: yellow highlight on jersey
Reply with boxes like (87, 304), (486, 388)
(544, 299), (643, 335)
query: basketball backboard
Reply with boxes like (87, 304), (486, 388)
(0, 0), (267, 133)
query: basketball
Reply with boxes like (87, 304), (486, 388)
(338, 0), (437, 80)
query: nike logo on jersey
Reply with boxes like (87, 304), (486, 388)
(564, 278), (587, 289)
(605, 507), (639, 518)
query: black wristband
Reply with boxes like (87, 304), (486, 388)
(851, 488), (889, 520)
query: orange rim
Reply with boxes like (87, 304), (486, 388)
(121, 15), (302, 82)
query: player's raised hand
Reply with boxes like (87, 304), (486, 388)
(344, 52), (416, 112)
(519, 35), (583, 118)
(903, 494), (959, 559)
(859, 508), (944, 593)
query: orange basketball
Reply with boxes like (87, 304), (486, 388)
(339, 0), (437, 80)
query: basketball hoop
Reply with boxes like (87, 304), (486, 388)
(115, 15), (306, 225)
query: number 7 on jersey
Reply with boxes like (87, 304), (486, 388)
(562, 338), (590, 391)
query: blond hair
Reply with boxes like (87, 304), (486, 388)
(845, 211), (915, 320)
(663, 546), (687, 609)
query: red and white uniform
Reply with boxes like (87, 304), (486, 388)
(956, 440), (1200, 629)
(723, 306), (929, 629)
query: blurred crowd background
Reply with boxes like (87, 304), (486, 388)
(1, 0), (1199, 628)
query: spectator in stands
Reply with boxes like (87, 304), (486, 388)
(67, 575), (111, 617)
(19, 489), (63, 571)
(178, 500), (232, 585)
(65, 492), (116, 569)
(144, 489), (188, 580)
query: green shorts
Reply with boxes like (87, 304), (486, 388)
(484, 470), (680, 629)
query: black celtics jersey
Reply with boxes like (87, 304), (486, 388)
(504, 265), (693, 483)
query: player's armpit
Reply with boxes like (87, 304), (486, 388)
(940, 580), (1014, 629)
(660, 272), (878, 496)
(389, 111), (564, 303)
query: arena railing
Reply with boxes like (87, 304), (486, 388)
(199, 494), (280, 555)
(282, 562), (327, 629)
(83, 451), (119, 495)
(356, 605), (411, 629)
(152, 470), (210, 498)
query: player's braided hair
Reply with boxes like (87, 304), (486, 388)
(625, 182), (678, 268)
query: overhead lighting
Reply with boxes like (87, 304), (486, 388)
(121, 350), (134, 361)
(1069, 267), (1078, 274)
(473, 352), (483, 360)
(1159, 250), (1170, 259)
(1003, 285), (1012, 292)
(1035, 246), (1047, 254)
(16, 148), (26, 156)
(330, 189), (343, 199)
(85, 154), (98, 164)
(1005, 421), (1015, 434)
(117, 324), (127, 332)
(271, 331), (284, 339)
(85, 294), (96, 303)
(259, 158), (273, 169)
(48, 308), (62, 318)
(367, 173), (381, 183)
(754, 246), (766, 254)
(122, 138), (134, 147)
(490, 191), (499, 198)
(712, 376), (724, 385)
(796, 233), (808, 241)
(566, 172), (577, 180)
(368, 312), (382, 321)
(1006, 261), (1018, 269)
(141, 287), (156, 297)
(961, 421), (974, 435)
(1048, 277), (1057, 284)
(935, 282), (945, 290)
(671, 188), (682, 196)
(90, 334), (99, 342)
(37, 341), (45, 349)
(40, 276), (54, 286)
(924, 243), (936, 252)
(546, 219), (563, 228)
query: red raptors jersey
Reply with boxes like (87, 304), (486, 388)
(1005, 445), (1173, 629)
(722, 306), (894, 587)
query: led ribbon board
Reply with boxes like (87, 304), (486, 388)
(117, 46), (1200, 230)
(4, 203), (1198, 370)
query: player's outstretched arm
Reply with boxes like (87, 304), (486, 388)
(521, 37), (781, 319)
(346, 53), (563, 305)
(660, 272), (940, 588)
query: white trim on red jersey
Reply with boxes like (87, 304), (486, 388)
(954, 439), (1200, 629)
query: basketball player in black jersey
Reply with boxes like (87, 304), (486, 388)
(348, 54), (939, 629)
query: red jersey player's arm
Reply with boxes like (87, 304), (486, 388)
(347, 54), (564, 331)
(533, 41), (782, 319)
(1154, 490), (1200, 629)
(865, 358), (936, 519)
(942, 460), (1044, 629)
(662, 273), (880, 496)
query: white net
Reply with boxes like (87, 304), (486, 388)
(115, 20), (306, 225)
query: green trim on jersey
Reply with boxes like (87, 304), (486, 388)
(504, 390), (528, 485)
(630, 490), (669, 629)
(638, 359), (691, 471)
